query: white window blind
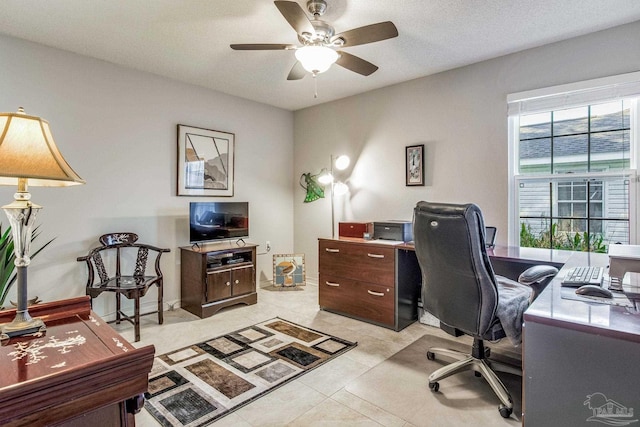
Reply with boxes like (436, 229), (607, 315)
(508, 71), (640, 116)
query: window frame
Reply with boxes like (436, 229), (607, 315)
(508, 74), (640, 249)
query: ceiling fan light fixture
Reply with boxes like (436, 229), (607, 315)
(295, 45), (338, 74)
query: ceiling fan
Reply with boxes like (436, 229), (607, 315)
(230, 0), (398, 80)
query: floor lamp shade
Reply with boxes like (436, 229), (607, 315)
(0, 107), (85, 340)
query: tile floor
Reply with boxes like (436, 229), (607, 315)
(111, 284), (519, 426)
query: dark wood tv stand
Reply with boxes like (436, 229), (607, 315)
(180, 242), (257, 318)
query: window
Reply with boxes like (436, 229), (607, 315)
(508, 75), (639, 252)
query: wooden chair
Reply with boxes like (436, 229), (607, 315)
(77, 232), (170, 341)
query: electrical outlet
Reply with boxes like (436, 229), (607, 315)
(266, 241), (271, 252)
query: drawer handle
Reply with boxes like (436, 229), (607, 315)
(226, 281), (231, 286)
(367, 290), (385, 297)
(367, 253), (385, 259)
(325, 281), (340, 287)
(325, 248), (340, 253)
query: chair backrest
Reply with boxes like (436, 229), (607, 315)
(413, 201), (499, 338)
(485, 226), (497, 248)
(100, 232), (138, 246)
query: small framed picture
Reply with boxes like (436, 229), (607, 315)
(273, 254), (306, 287)
(177, 124), (235, 196)
(406, 144), (424, 186)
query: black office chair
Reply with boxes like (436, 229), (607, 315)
(413, 201), (557, 418)
(485, 226), (497, 248)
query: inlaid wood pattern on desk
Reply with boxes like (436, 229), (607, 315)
(0, 297), (155, 427)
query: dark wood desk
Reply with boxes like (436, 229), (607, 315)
(329, 239), (640, 425)
(0, 296), (155, 426)
(522, 251), (640, 426)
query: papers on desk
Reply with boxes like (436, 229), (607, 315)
(561, 288), (633, 307)
(560, 275), (634, 308)
(370, 239), (406, 245)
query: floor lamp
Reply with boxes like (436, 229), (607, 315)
(318, 155), (350, 239)
(0, 108), (85, 339)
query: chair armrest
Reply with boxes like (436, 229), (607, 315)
(518, 265), (558, 285)
(137, 244), (170, 253)
(139, 245), (170, 277)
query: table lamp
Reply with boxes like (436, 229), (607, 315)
(0, 107), (85, 339)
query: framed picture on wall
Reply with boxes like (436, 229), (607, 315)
(406, 144), (424, 186)
(273, 254), (306, 287)
(177, 124), (235, 196)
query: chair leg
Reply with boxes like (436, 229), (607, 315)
(157, 282), (163, 325)
(134, 293), (141, 342)
(475, 358), (513, 410)
(116, 292), (121, 324)
(427, 340), (518, 415)
(488, 359), (522, 378)
(428, 355), (477, 384)
(427, 347), (468, 363)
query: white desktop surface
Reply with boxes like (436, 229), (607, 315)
(525, 251), (640, 343)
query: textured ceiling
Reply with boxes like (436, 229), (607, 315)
(1, 0), (640, 111)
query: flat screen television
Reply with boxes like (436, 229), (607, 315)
(189, 202), (249, 244)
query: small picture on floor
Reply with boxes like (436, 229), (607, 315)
(273, 254), (305, 287)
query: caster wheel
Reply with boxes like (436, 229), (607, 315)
(426, 351), (435, 361)
(474, 371), (482, 377)
(485, 348), (491, 358)
(499, 405), (512, 418)
(428, 382), (439, 392)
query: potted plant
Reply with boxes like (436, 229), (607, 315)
(0, 223), (54, 309)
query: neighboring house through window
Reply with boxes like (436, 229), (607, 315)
(508, 73), (640, 252)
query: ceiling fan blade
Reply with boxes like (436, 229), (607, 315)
(230, 43), (295, 50)
(336, 51), (378, 76)
(274, 1), (315, 36)
(287, 61), (306, 80)
(331, 21), (398, 47)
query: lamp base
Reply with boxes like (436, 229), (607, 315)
(0, 315), (46, 340)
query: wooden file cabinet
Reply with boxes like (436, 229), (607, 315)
(180, 243), (257, 318)
(318, 238), (421, 331)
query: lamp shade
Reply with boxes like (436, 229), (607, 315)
(0, 108), (85, 187)
(318, 168), (333, 185)
(334, 155), (350, 170)
(295, 46), (339, 74)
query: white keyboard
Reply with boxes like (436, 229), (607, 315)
(561, 266), (604, 287)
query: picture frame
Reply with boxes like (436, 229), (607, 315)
(177, 124), (235, 196)
(406, 144), (424, 186)
(273, 253), (306, 287)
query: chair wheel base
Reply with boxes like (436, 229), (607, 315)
(499, 405), (512, 418)
(428, 381), (439, 392)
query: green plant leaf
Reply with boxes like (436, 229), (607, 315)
(0, 224), (55, 307)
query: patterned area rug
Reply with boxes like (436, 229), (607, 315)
(144, 318), (357, 426)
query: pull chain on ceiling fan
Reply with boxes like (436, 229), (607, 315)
(230, 0), (398, 84)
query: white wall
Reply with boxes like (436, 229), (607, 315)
(294, 20), (640, 281)
(0, 35), (294, 317)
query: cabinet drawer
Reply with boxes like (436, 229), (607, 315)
(206, 269), (232, 302)
(319, 240), (395, 286)
(319, 273), (395, 327)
